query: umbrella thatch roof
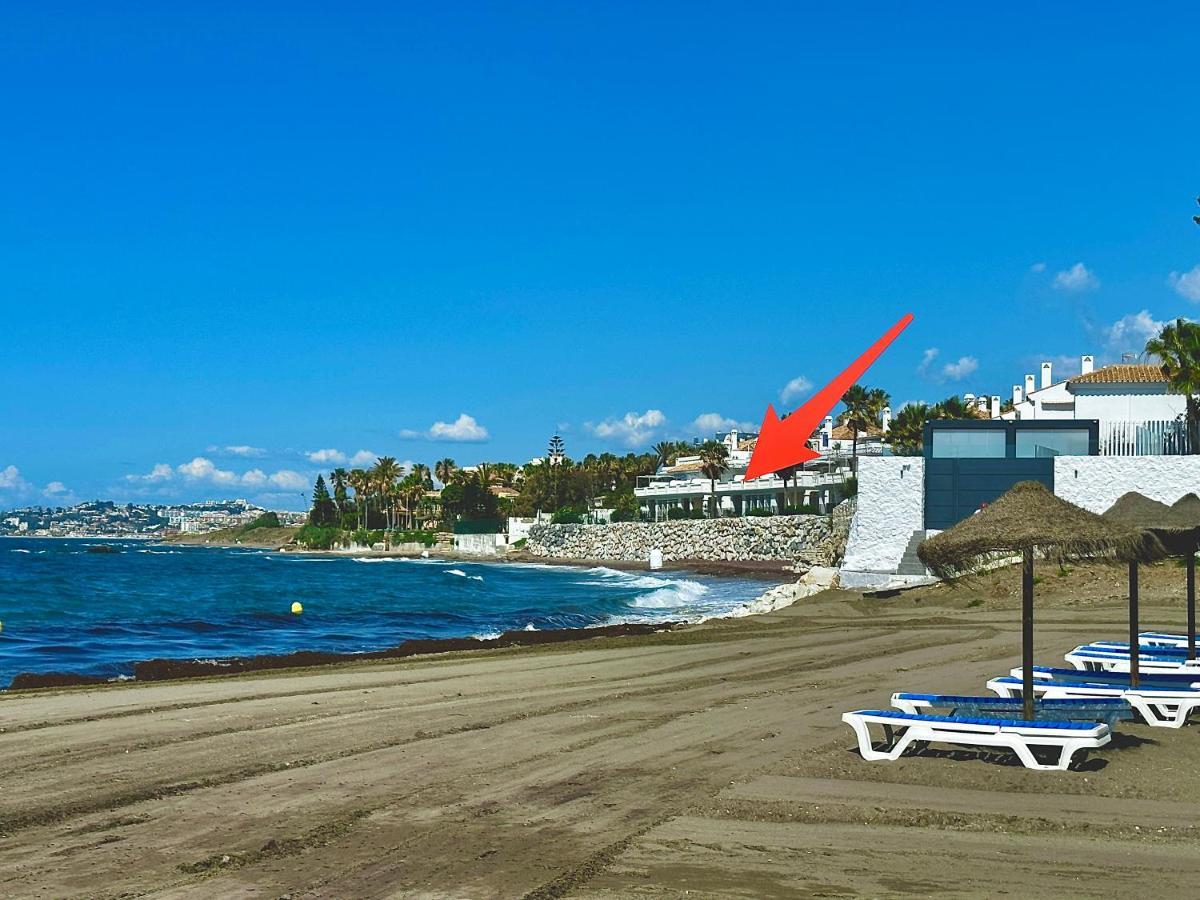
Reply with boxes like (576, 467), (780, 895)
(918, 481), (1167, 579)
(1104, 492), (1200, 555)
(1172, 493), (1200, 527)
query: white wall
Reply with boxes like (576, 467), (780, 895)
(841, 456), (925, 574)
(454, 533), (505, 556)
(1053, 456), (1200, 512)
(1073, 389), (1185, 423)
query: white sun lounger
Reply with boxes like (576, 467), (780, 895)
(1064, 647), (1200, 674)
(1140, 632), (1200, 649)
(842, 709), (1109, 770)
(891, 692), (1131, 728)
(1016, 665), (1200, 687)
(988, 675), (1200, 728)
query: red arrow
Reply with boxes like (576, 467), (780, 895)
(743, 312), (914, 481)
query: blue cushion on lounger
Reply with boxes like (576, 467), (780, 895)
(860, 710), (1098, 730)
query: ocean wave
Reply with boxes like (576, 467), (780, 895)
(446, 569), (484, 581)
(472, 630), (504, 640)
(629, 580), (709, 608)
(11, 548), (31, 554)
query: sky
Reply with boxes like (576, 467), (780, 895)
(2, 3), (1199, 510)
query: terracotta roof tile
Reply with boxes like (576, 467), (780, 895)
(1068, 364), (1166, 386)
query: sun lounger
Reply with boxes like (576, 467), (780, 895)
(891, 692), (1131, 728)
(842, 709), (1109, 770)
(988, 675), (1200, 728)
(1140, 632), (1200, 649)
(1064, 647), (1200, 674)
(1087, 641), (1193, 656)
(1016, 665), (1200, 687)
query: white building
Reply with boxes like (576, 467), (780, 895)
(635, 423), (863, 520)
(997, 356), (1187, 455)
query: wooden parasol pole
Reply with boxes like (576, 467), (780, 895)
(1022, 547), (1035, 721)
(1188, 551), (1197, 662)
(1129, 561), (1140, 688)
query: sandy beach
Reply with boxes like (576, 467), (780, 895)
(3, 561), (1200, 898)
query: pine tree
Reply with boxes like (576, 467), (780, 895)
(309, 474), (337, 526)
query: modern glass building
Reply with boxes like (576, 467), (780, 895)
(922, 419), (1099, 529)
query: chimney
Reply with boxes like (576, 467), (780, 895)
(990, 395), (1001, 418)
(822, 415), (833, 436)
(881, 406), (892, 433)
(964, 393), (975, 403)
(976, 396), (988, 413)
(1041, 361), (1052, 389)
(1024, 374), (1036, 396)
(1081, 354), (1094, 376)
(1013, 385), (1023, 406)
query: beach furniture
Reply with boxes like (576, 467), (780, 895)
(987, 675), (1200, 728)
(842, 709), (1110, 771)
(1140, 632), (1200, 649)
(918, 482), (1165, 719)
(1013, 664), (1200, 687)
(1064, 646), (1200, 674)
(891, 692), (1131, 728)
(1104, 493), (1200, 681)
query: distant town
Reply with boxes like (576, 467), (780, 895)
(0, 499), (306, 539)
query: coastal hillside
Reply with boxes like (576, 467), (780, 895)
(167, 526), (299, 549)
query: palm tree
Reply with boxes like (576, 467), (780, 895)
(839, 384), (890, 472)
(476, 462), (494, 489)
(652, 441), (676, 469)
(1147, 318), (1200, 453)
(434, 458), (457, 487)
(775, 464), (798, 513)
(371, 457), (403, 530)
(347, 468), (369, 529)
(329, 468), (349, 519)
(888, 403), (930, 456)
(698, 440), (729, 519)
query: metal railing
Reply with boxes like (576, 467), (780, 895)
(1099, 419), (1194, 456)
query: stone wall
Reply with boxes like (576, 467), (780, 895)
(524, 515), (837, 565)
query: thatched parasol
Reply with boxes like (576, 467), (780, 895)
(1170, 494), (1200, 659)
(919, 482), (1166, 718)
(1104, 493), (1200, 677)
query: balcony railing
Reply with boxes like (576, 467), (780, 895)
(1099, 419), (1194, 456)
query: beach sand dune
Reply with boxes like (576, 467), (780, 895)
(2, 562), (1200, 897)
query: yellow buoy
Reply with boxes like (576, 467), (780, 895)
(290, 601), (303, 615)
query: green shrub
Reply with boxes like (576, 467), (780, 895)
(746, 508), (774, 517)
(551, 506), (585, 525)
(511, 537), (527, 550)
(841, 476), (858, 498)
(295, 523), (341, 550)
(240, 511), (281, 533)
(666, 507), (689, 521)
(390, 529), (437, 547)
(454, 518), (504, 534)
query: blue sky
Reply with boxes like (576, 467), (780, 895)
(2, 4), (1198, 510)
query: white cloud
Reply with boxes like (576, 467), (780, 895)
(349, 449), (377, 467)
(177, 457), (240, 485)
(0, 465), (31, 493)
(917, 348), (977, 382)
(1030, 262), (1047, 273)
(1053, 262), (1099, 292)
(941, 356), (979, 381)
(125, 463), (175, 484)
(268, 470), (308, 490)
(42, 481), (78, 505)
(1169, 266), (1200, 302)
(688, 412), (754, 436)
(241, 469), (269, 488)
(207, 445), (267, 458)
(917, 347), (939, 377)
(779, 376), (813, 404)
(588, 410), (667, 447)
(306, 448), (347, 464)
(1104, 310), (1165, 358)
(402, 414), (491, 443)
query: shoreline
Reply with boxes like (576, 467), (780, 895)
(3, 545), (806, 693)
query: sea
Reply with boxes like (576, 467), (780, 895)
(0, 538), (776, 687)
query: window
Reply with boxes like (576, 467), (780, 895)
(930, 429), (1007, 458)
(1016, 429), (1090, 458)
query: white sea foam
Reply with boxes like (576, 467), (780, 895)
(523, 622), (538, 631)
(472, 630), (504, 640)
(11, 548), (31, 554)
(446, 569), (484, 581)
(629, 580), (710, 608)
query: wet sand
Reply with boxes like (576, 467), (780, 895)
(3, 560), (1200, 897)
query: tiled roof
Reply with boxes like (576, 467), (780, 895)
(737, 438), (758, 451)
(664, 460), (705, 474)
(830, 424), (883, 441)
(1068, 364), (1167, 386)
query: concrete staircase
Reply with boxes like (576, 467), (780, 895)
(894, 530), (931, 576)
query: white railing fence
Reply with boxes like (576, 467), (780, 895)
(1099, 420), (1194, 456)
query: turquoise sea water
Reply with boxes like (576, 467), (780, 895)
(0, 538), (774, 686)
